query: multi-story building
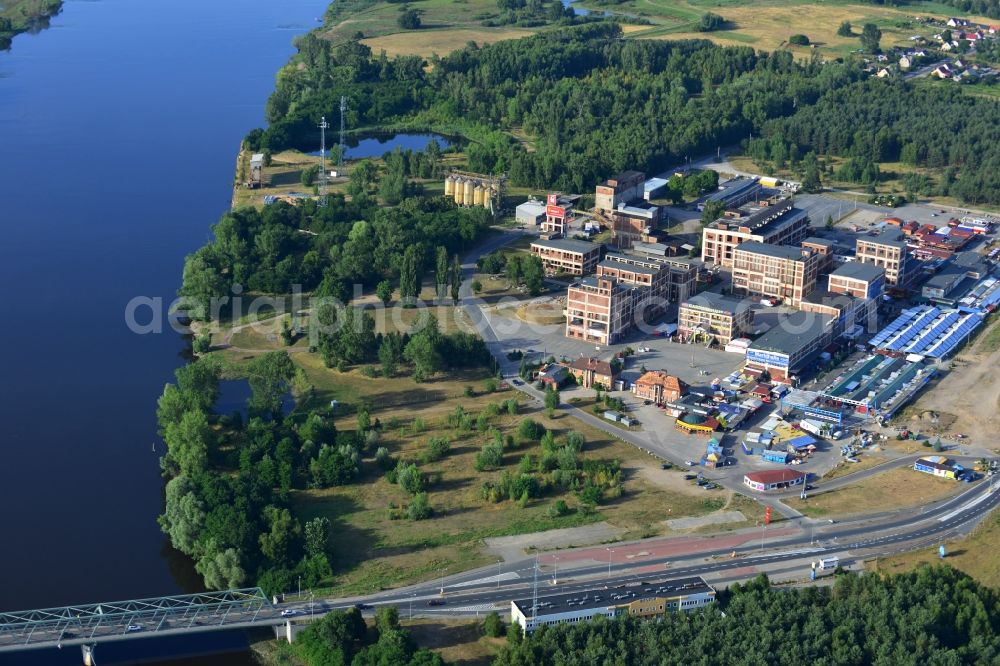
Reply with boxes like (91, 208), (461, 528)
(855, 231), (910, 288)
(744, 312), (836, 382)
(604, 251), (698, 303)
(530, 238), (601, 276)
(678, 292), (754, 345)
(633, 371), (689, 405)
(510, 577), (716, 633)
(828, 262), (885, 300)
(608, 202), (661, 249)
(541, 193), (577, 238)
(595, 170), (645, 214)
(801, 237), (836, 273)
(565, 276), (640, 345)
(731, 242), (820, 308)
(799, 290), (877, 335)
(701, 197), (810, 267)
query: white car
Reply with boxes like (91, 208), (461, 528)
(280, 609), (303, 617)
(126, 624), (142, 633)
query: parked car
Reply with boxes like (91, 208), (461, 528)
(661, 462), (673, 470)
(512, 379), (523, 386)
(685, 460), (696, 466)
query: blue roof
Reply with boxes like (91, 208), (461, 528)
(787, 434), (817, 449)
(869, 305), (984, 358)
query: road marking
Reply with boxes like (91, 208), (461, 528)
(938, 489), (992, 522)
(451, 572), (520, 588)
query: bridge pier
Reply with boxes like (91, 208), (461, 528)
(274, 619), (304, 643)
(81, 643), (96, 666)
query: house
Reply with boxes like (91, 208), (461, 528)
(934, 64), (953, 78)
(899, 56), (912, 69)
(914, 456), (963, 479)
(743, 469), (806, 492)
(633, 371), (689, 405)
(568, 357), (617, 390)
(876, 68), (892, 78)
(538, 363), (569, 388)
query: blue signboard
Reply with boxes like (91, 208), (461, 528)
(746, 349), (790, 368)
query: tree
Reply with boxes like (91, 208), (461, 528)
(837, 20), (852, 37)
(471, 278), (483, 295)
(544, 386), (560, 417)
(395, 462), (424, 494)
(521, 255), (544, 297)
(301, 164), (320, 187)
(404, 315), (443, 381)
(483, 611), (505, 637)
(164, 409), (213, 476)
(397, 8), (421, 29)
(407, 492), (433, 520)
(505, 254), (522, 288)
(698, 12), (725, 32)
(789, 34), (809, 46)
(304, 516), (331, 558)
(247, 351), (295, 418)
(825, 215), (835, 229)
(801, 152), (822, 193)
(700, 200), (725, 225)
(195, 546), (246, 590)
(158, 476), (206, 556)
(259, 506), (302, 567)
(450, 254), (463, 303)
(399, 245), (423, 302)
(379, 331), (404, 377)
(376, 279), (393, 306)
(435, 246), (449, 298)
(861, 23), (881, 53)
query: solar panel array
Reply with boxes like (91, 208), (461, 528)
(869, 305), (983, 359)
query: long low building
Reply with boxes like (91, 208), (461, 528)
(743, 468), (806, 491)
(511, 576), (716, 633)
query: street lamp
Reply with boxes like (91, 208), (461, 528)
(439, 568), (448, 596)
(607, 548), (613, 578)
(553, 556), (559, 585)
(497, 560), (502, 589)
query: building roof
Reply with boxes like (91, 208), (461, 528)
(802, 237), (836, 249)
(749, 312), (835, 356)
(511, 577), (713, 618)
(707, 177), (761, 203)
(531, 237), (600, 255)
(516, 201), (547, 217)
(682, 291), (753, 315)
(830, 262), (885, 282)
(859, 231), (907, 250)
(744, 469), (806, 484)
(735, 241), (807, 261)
(599, 259), (659, 276)
(635, 371), (688, 395)
(570, 357), (615, 376)
(680, 413), (707, 425)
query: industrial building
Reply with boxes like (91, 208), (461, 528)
(445, 173), (504, 212)
(565, 276), (638, 345)
(868, 305), (984, 359)
(633, 371), (688, 405)
(821, 354), (938, 419)
(701, 197), (810, 267)
(731, 242), (821, 308)
(914, 456), (964, 479)
(855, 230), (911, 288)
(515, 200), (546, 226)
(743, 469), (806, 492)
(801, 237), (836, 273)
(678, 292), (754, 345)
(828, 262), (885, 300)
(744, 312), (836, 382)
(530, 238), (601, 276)
(510, 577), (716, 633)
(921, 252), (991, 305)
(608, 201), (662, 249)
(701, 177), (762, 210)
(595, 170), (646, 214)
(602, 251), (698, 304)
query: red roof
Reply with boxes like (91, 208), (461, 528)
(745, 469), (806, 484)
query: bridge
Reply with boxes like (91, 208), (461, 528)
(0, 588), (296, 664)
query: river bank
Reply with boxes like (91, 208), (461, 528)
(0, 0), (62, 50)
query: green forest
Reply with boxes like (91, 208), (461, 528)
(0, 0), (62, 49)
(278, 567), (1000, 665)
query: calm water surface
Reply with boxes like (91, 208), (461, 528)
(0, 0), (323, 662)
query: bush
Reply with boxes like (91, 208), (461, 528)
(483, 611), (505, 637)
(475, 442), (504, 471)
(698, 12), (725, 32)
(789, 34), (809, 46)
(422, 436), (451, 463)
(517, 418), (546, 441)
(300, 164), (320, 187)
(375, 446), (395, 471)
(397, 7), (421, 29)
(407, 492), (433, 520)
(464, 386), (476, 398)
(396, 462), (425, 494)
(485, 378), (499, 393)
(547, 499), (571, 518)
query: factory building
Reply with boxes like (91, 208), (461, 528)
(700, 177), (762, 210)
(678, 292), (754, 345)
(565, 276), (641, 345)
(828, 262), (885, 300)
(608, 202), (662, 249)
(510, 577), (716, 633)
(701, 197), (811, 267)
(595, 170), (646, 214)
(731, 241), (820, 308)
(801, 237), (836, 273)
(530, 238), (601, 276)
(515, 200), (546, 226)
(855, 230), (911, 288)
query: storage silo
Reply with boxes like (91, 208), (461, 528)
(443, 175), (454, 197)
(462, 178), (474, 206)
(452, 177), (465, 205)
(473, 184), (485, 207)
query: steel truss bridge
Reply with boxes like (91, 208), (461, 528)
(0, 588), (287, 659)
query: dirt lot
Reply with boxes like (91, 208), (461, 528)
(902, 317), (1000, 453)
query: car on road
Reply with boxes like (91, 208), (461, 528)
(684, 474), (697, 480)
(126, 624), (142, 633)
(512, 379), (523, 386)
(280, 609), (304, 617)
(661, 462), (672, 470)
(354, 603), (372, 610)
(684, 460), (696, 466)
(643, 400), (652, 406)
(805, 484), (815, 490)
(427, 599), (445, 607)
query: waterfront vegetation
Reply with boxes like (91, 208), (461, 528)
(0, 0), (61, 49)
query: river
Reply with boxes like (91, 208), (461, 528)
(0, 0), (324, 663)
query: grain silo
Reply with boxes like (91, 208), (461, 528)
(452, 177), (465, 205)
(473, 184), (485, 207)
(462, 178), (474, 206)
(443, 175), (454, 197)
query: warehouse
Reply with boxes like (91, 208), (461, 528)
(744, 312), (836, 382)
(510, 576), (716, 633)
(868, 305), (984, 359)
(516, 200), (546, 226)
(743, 469), (806, 492)
(701, 177), (762, 209)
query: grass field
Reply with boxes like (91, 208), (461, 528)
(363, 27), (534, 59)
(787, 467), (965, 518)
(876, 509), (1000, 588)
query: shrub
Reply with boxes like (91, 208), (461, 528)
(517, 418), (546, 441)
(397, 8), (421, 29)
(375, 446), (395, 471)
(475, 442), (504, 471)
(464, 386), (476, 398)
(407, 492), (433, 520)
(396, 462), (424, 494)
(422, 436), (451, 463)
(483, 611), (505, 637)
(485, 378), (499, 393)
(698, 12), (725, 32)
(789, 34), (810, 46)
(547, 499), (571, 518)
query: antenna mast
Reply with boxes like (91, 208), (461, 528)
(318, 116), (329, 206)
(339, 95), (347, 167)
